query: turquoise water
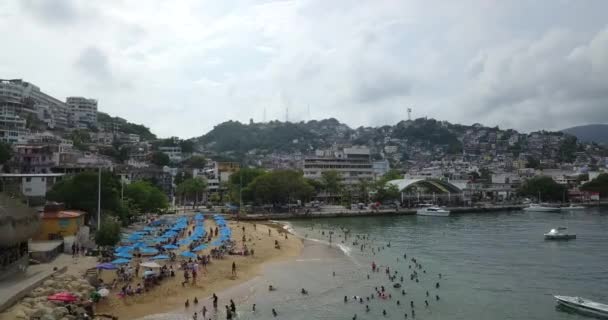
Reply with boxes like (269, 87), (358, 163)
(143, 208), (608, 320)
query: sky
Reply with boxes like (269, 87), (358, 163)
(1, 0), (607, 138)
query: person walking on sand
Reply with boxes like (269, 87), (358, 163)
(202, 306), (207, 318)
(212, 293), (218, 310)
(232, 262), (237, 276)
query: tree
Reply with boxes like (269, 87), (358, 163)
(381, 169), (402, 182)
(124, 181), (168, 213)
(47, 171), (122, 217)
(95, 218), (121, 247)
(208, 193), (221, 205)
(526, 156), (541, 169)
(581, 173), (608, 197)
(355, 179), (372, 203)
(321, 170), (343, 202)
(150, 152), (170, 166)
(182, 155), (206, 168)
(180, 140), (195, 153)
(174, 170), (193, 186)
(0, 142), (12, 165)
(248, 170), (314, 205)
(373, 183), (400, 203)
(227, 168), (266, 204)
(176, 177), (207, 208)
(518, 176), (567, 202)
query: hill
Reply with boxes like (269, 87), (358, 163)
(562, 124), (608, 145)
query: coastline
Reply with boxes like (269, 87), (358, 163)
(95, 220), (303, 319)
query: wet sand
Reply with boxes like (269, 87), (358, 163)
(96, 219), (302, 319)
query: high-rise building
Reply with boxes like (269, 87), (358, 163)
(303, 146), (374, 185)
(0, 79), (69, 130)
(66, 97), (98, 129)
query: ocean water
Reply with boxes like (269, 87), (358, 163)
(142, 208), (608, 320)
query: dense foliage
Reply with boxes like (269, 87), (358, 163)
(176, 177), (207, 207)
(518, 176), (567, 202)
(581, 173), (608, 197)
(0, 142), (12, 164)
(227, 168), (266, 204)
(150, 151), (170, 166)
(124, 181), (168, 213)
(95, 218), (121, 247)
(47, 171), (122, 215)
(97, 112), (156, 140)
(247, 170), (314, 205)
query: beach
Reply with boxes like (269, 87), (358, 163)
(95, 219), (302, 319)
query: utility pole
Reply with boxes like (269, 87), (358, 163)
(407, 107), (412, 121)
(97, 167), (101, 230)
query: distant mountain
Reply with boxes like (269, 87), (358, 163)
(562, 124), (608, 145)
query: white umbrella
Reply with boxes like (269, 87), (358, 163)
(98, 288), (110, 297)
(140, 261), (162, 269)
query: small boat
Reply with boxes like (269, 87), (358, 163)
(523, 204), (561, 212)
(544, 227), (576, 240)
(554, 295), (608, 318)
(563, 204), (586, 210)
(417, 206), (450, 217)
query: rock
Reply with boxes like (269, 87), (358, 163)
(63, 315), (77, 320)
(22, 297), (35, 305)
(13, 309), (28, 319)
(41, 314), (57, 320)
(52, 306), (69, 318)
(43, 280), (56, 287)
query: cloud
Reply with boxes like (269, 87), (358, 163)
(5, 0), (608, 138)
(74, 46), (112, 81)
(460, 27), (608, 131)
(20, 0), (80, 24)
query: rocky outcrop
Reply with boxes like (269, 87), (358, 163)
(3, 273), (95, 320)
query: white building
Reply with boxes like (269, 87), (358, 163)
(0, 79), (70, 130)
(159, 146), (183, 162)
(0, 110), (28, 143)
(67, 96), (98, 129)
(0, 173), (64, 198)
(304, 146), (374, 184)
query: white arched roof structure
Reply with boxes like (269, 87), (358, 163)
(387, 178), (462, 193)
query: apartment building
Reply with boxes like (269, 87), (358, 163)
(0, 79), (69, 130)
(303, 146), (374, 184)
(66, 97), (98, 129)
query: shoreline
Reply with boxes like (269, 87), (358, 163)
(95, 220), (303, 320)
(238, 202), (608, 220)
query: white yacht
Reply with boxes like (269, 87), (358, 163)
(554, 295), (608, 318)
(523, 203), (561, 212)
(417, 206), (450, 217)
(544, 227), (576, 240)
(563, 204), (586, 210)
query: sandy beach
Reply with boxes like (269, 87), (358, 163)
(95, 219), (302, 319)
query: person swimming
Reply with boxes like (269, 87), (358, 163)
(194, 297), (198, 304)
(436, 295), (440, 301)
(269, 285), (276, 291)
(272, 308), (278, 317)
(185, 299), (190, 308)
(301, 288), (308, 295)
(366, 305), (370, 312)
(383, 309), (387, 316)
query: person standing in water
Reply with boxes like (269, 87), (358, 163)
(212, 293), (218, 310)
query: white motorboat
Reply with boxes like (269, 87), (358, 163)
(554, 295), (608, 318)
(416, 206), (450, 217)
(544, 227), (576, 240)
(563, 204), (586, 210)
(523, 204), (561, 212)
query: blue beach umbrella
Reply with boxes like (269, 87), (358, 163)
(192, 244), (208, 251)
(180, 251), (196, 258)
(111, 258), (131, 264)
(115, 252), (133, 258)
(139, 247), (159, 255)
(177, 239), (192, 245)
(96, 263), (117, 270)
(151, 254), (170, 260)
(162, 244), (179, 250)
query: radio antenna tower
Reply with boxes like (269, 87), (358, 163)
(285, 107), (289, 122)
(407, 107), (412, 121)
